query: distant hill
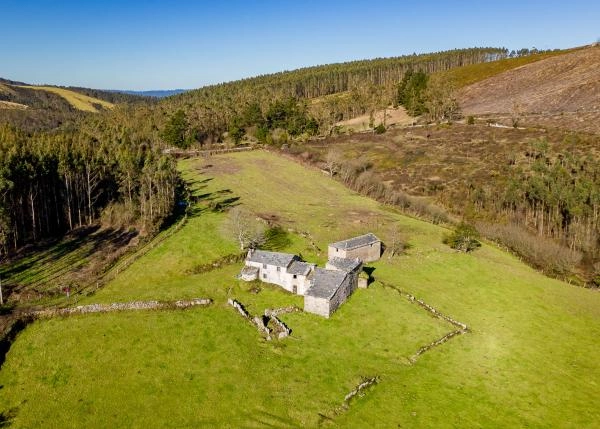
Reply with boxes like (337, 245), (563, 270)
(111, 89), (189, 98)
(0, 78), (152, 110)
(0, 78), (156, 131)
(0, 79), (114, 112)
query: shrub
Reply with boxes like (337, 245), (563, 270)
(476, 222), (582, 277)
(443, 222), (481, 252)
(374, 124), (386, 134)
(467, 115), (475, 125)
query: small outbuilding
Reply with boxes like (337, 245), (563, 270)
(328, 233), (382, 262)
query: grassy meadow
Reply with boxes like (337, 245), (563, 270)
(1, 150), (599, 427)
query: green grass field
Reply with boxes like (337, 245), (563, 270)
(1, 151), (599, 428)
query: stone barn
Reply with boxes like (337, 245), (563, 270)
(304, 268), (358, 318)
(328, 233), (381, 262)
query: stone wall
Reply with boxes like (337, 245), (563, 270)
(228, 298), (295, 340)
(34, 298), (212, 318)
(328, 273), (357, 316)
(263, 306), (301, 317)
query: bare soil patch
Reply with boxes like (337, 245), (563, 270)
(336, 106), (414, 131)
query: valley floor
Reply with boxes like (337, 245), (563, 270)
(1, 151), (599, 428)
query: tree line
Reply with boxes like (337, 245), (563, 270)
(0, 119), (178, 256)
(158, 47), (508, 143)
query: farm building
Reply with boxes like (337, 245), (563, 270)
(328, 233), (382, 262)
(243, 249), (315, 295)
(240, 233), (382, 317)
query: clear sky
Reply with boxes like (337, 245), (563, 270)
(1, 0), (598, 90)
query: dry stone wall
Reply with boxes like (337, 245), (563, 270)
(33, 298), (212, 318)
(380, 281), (469, 363)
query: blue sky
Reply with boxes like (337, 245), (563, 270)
(1, 1), (598, 90)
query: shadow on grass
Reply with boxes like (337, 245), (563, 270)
(0, 227), (137, 298)
(0, 406), (18, 428)
(262, 226), (293, 251)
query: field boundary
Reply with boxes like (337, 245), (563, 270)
(319, 281), (469, 424)
(379, 281), (469, 362)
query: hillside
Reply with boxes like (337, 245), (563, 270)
(0, 151), (598, 427)
(287, 121), (600, 283)
(13, 85), (114, 113)
(438, 48), (577, 88)
(459, 46), (600, 133)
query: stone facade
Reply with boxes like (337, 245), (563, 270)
(243, 249), (314, 295)
(304, 268), (357, 318)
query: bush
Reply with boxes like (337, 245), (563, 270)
(374, 124), (386, 134)
(443, 222), (481, 252)
(467, 115), (475, 125)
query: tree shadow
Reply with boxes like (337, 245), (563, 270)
(0, 227), (137, 299)
(262, 226), (292, 251)
(209, 196), (241, 212)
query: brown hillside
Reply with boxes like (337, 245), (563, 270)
(459, 46), (600, 132)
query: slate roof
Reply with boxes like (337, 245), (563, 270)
(247, 250), (296, 268)
(287, 260), (314, 276)
(329, 233), (380, 251)
(328, 257), (362, 273)
(305, 268), (348, 299)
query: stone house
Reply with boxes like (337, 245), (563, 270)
(243, 249), (315, 295)
(328, 233), (381, 262)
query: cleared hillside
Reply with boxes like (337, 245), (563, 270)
(439, 48), (576, 88)
(459, 46), (600, 133)
(16, 85), (114, 112)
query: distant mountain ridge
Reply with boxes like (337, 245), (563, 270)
(110, 89), (189, 98)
